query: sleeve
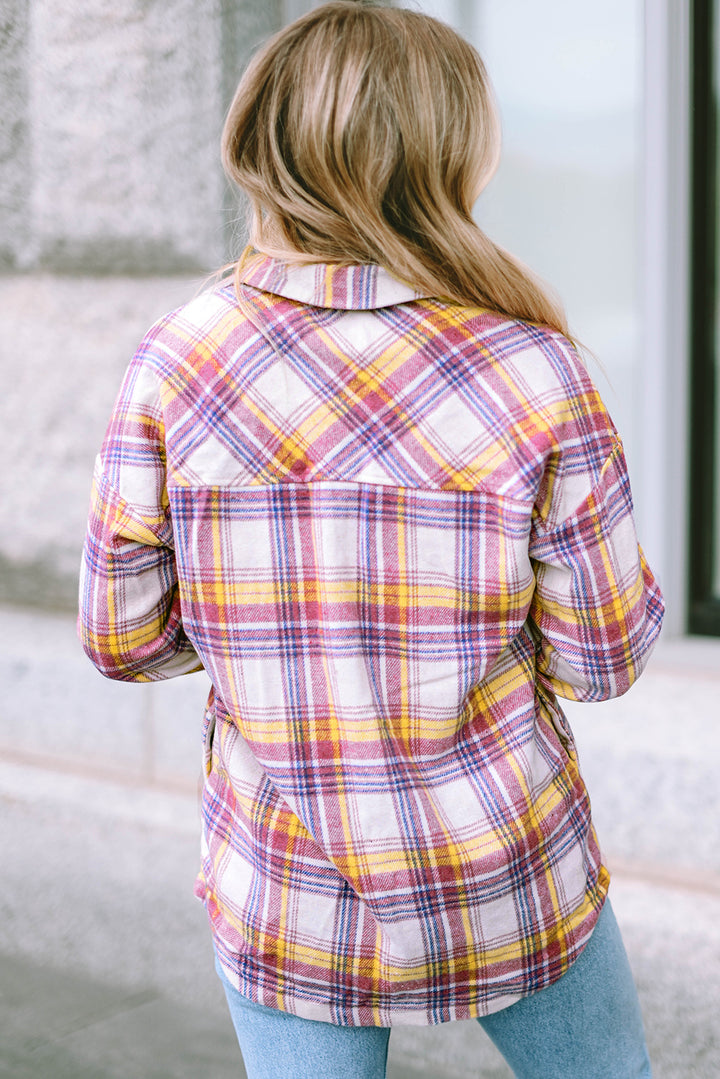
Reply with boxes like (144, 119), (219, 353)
(78, 342), (203, 682)
(527, 435), (664, 702)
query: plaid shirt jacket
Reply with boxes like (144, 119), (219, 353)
(79, 252), (664, 1026)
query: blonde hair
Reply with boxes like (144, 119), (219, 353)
(222, 1), (568, 335)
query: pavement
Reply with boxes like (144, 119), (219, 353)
(0, 604), (719, 1078)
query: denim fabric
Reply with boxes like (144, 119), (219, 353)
(216, 967), (390, 1078)
(477, 899), (653, 1078)
(216, 899), (652, 1079)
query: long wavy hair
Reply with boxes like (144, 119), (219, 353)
(222, 1), (568, 335)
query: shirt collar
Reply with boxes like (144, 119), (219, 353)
(237, 249), (427, 310)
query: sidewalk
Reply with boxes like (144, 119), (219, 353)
(1, 605), (719, 1078)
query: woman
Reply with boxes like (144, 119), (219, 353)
(79, 3), (664, 1076)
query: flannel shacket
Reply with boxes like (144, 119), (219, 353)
(79, 251), (664, 1026)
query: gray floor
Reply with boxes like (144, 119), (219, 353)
(1, 607), (719, 1077)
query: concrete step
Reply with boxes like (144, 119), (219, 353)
(1, 605), (719, 1076)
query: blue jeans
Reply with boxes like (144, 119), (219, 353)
(216, 899), (652, 1078)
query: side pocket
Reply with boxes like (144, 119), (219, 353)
(201, 687), (216, 777)
(536, 681), (575, 754)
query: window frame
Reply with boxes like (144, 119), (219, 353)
(688, 0), (720, 634)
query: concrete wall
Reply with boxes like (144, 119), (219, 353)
(0, 0), (282, 610)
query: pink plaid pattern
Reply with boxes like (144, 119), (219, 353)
(79, 251), (664, 1025)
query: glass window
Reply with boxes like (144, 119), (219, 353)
(397, 0), (643, 470)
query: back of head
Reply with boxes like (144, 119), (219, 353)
(223, 1), (567, 334)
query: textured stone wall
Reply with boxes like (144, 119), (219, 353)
(0, 0), (282, 609)
(0, 0), (30, 268)
(26, 0), (225, 274)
